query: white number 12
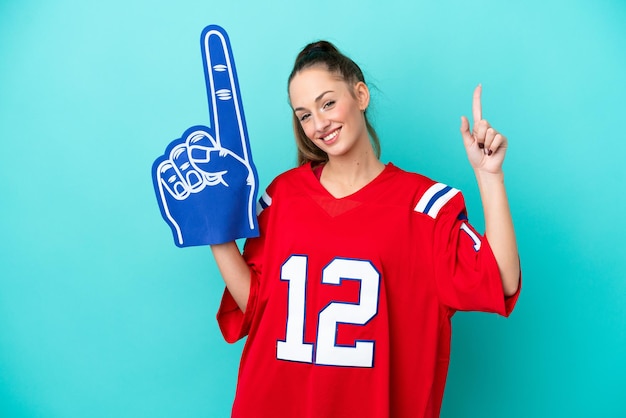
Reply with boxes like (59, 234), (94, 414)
(276, 255), (380, 368)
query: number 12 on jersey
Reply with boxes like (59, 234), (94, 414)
(276, 255), (381, 368)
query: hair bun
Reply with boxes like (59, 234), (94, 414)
(295, 40), (340, 65)
(303, 40), (339, 55)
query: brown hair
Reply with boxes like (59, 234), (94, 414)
(288, 41), (381, 166)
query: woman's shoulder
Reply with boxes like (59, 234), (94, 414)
(385, 162), (464, 217)
(272, 163), (313, 183)
(385, 162), (440, 189)
(261, 163), (315, 195)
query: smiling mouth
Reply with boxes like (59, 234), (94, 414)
(320, 128), (340, 142)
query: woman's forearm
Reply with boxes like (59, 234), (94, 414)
(475, 170), (520, 296)
(210, 241), (252, 311)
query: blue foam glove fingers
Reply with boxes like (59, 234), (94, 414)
(188, 144), (247, 173)
(198, 25), (259, 237)
(187, 129), (218, 151)
(186, 130), (219, 167)
(156, 158), (189, 200)
(201, 25), (248, 160)
(170, 143), (205, 192)
(153, 157), (186, 245)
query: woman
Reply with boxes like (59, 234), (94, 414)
(211, 41), (520, 418)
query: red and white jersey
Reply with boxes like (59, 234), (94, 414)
(217, 163), (519, 418)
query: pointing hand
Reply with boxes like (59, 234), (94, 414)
(460, 85), (508, 174)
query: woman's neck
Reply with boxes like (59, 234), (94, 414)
(320, 151), (385, 198)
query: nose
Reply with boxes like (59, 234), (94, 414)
(313, 113), (331, 134)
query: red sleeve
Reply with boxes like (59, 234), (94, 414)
(216, 270), (259, 343)
(432, 191), (520, 317)
(215, 183), (274, 343)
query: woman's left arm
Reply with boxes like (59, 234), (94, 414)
(460, 84), (520, 296)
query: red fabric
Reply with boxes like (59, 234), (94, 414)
(216, 163), (520, 418)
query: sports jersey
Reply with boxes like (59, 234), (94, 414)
(217, 162), (520, 418)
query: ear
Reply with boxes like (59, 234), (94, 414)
(354, 81), (370, 111)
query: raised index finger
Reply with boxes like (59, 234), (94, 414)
(201, 25), (249, 161)
(472, 84), (482, 124)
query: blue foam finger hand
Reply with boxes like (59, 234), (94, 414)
(151, 25), (259, 247)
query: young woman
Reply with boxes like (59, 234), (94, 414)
(211, 41), (520, 418)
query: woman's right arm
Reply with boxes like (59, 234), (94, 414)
(210, 241), (252, 312)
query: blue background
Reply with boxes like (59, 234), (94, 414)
(1, 0), (625, 416)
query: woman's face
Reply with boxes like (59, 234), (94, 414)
(289, 66), (370, 161)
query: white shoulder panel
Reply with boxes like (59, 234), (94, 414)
(414, 183), (459, 219)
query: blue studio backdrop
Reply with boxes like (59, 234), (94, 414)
(1, 0), (625, 417)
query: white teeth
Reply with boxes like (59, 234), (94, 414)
(322, 130), (338, 141)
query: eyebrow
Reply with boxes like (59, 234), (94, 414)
(293, 90), (334, 112)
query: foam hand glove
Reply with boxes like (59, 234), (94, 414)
(152, 25), (259, 247)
